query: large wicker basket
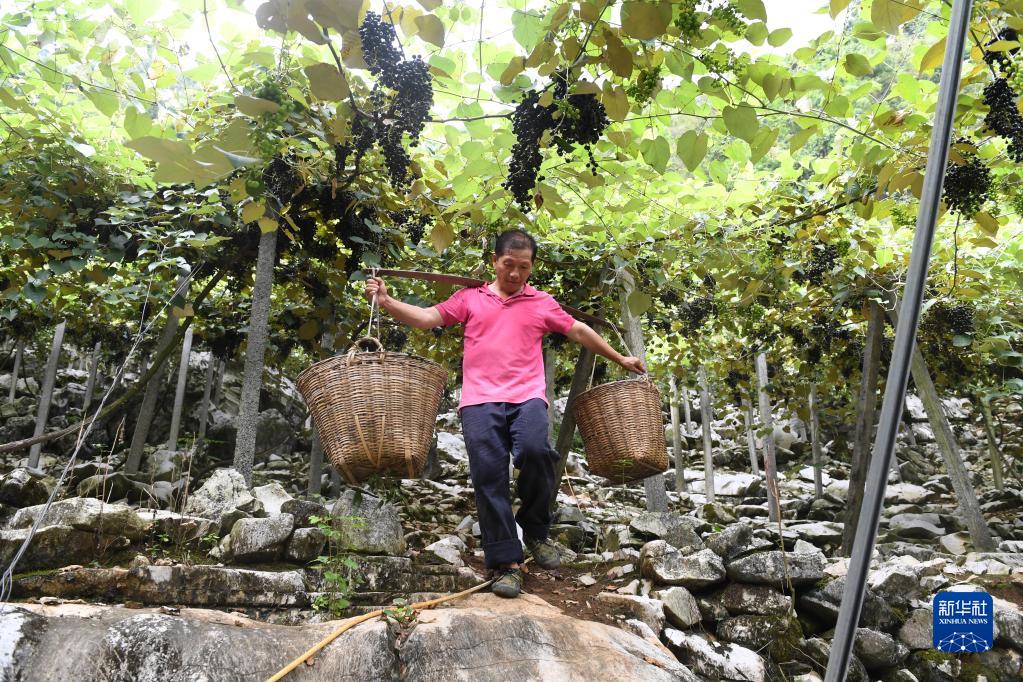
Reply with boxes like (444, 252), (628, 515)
(296, 337), (447, 484)
(572, 377), (669, 484)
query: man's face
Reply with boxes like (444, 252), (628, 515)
(491, 247), (534, 294)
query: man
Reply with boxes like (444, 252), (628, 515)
(365, 229), (645, 597)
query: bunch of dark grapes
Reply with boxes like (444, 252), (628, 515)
(390, 209), (432, 246)
(942, 154), (992, 217)
(679, 295), (716, 332)
(347, 13), (434, 189)
(504, 73), (610, 209)
(982, 79), (1023, 161)
(262, 155), (300, 201)
(793, 241), (838, 286)
(210, 328), (246, 361)
(930, 301), (975, 336)
(702, 273), (716, 291)
(983, 28), (1020, 73)
(646, 310), (671, 333)
(659, 289), (681, 307)
(383, 326), (408, 351)
(724, 369), (748, 403)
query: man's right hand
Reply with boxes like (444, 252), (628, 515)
(365, 276), (389, 306)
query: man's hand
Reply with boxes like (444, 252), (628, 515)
(619, 356), (646, 374)
(365, 276), (390, 306)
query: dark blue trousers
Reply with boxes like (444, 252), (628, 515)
(460, 398), (560, 568)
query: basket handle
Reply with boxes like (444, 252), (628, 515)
(346, 336), (384, 364)
(587, 324), (650, 389)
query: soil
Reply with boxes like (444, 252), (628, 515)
(464, 554), (630, 628)
(974, 573), (1023, 609)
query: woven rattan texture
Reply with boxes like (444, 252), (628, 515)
(297, 349), (446, 484)
(572, 378), (669, 484)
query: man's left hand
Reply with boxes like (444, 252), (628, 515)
(619, 356), (646, 374)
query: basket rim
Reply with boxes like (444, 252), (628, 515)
(576, 376), (657, 400)
(297, 349), (447, 384)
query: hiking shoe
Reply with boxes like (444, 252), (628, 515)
(492, 567), (523, 598)
(524, 537), (561, 570)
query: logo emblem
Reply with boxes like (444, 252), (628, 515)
(932, 591), (994, 653)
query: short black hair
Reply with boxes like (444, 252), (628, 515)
(494, 229), (537, 261)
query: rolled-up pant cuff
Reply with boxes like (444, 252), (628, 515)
(483, 538), (524, 569)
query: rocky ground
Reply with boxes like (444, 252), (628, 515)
(1, 354), (1022, 681)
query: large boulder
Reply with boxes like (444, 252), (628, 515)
(252, 482), (293, 516)
(664, 628), (768, 682)
(719, 583), (792, 616)
(594, 592), (666, 633)
(330, 489), (405, 555)
(228, 514), (294, 563)
(0, 526), (96, 571)
(654, 586), (702, 629)
(1, 595), (697, 681)
(640, 541), (726, 589)
(853, 627), (909, 672)
(629, 513), (704, 553)
(705, 523), (753, 561)
(0, 468), (50, 507)
(10, 497), (146, 540)
(725, 550), (824, 587)
(182, 469), (263, 532)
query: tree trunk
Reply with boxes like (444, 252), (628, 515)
(308, 327), (334, 499)
(908, 344), (996, 550)
(618, 270), (668, 512)
(698, 366), (716, 504)
(27, 321), (66, 468)
(126, 275), (191, 475)
(842, 301), (884, 556)
(550, 346), (595, 510)
(742, 395), (761, 478)
(544, 347), (558, 435)
(755, 352), (781, 522)
(902, 398), (918, 447)
(978, 395), (1005, 491)
(195, 351), (216, 457)
(670, 375), (689, 493)
(682, 386), (693, 437)
(8, 340), (23, 403)
(809, 383), (824, 501)
(82, 341), (102, 418)
(165, 326), (194, 450)
(233, 227), (279, 485)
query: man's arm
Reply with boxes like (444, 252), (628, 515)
(365, 277), (444, 330)
(565, 320), (646, 374)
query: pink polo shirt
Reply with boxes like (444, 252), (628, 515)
(434, 283), (576, 410)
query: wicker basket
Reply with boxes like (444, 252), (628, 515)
(296, 337), (447, 484)
(572, 377), (669, 484)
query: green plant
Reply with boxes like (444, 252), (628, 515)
(384, 597), (417, 625)
(309, 514), (364, 618)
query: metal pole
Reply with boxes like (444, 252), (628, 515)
(824, 1), (974, 678)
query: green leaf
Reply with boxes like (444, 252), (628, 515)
(431, 221), (454, 252)
(761, 73), (783, 101)
(735, 0), (767, 22)
(640, 135), (670, 172)
(627, 290), (652, 316)
(605, 34), (633, 78)
(235, 95), (281, 116)
(620, 2), (672, 41)
(304, 63), (349, 101)
(676, 130), (708, 171)
(750, 126), (778, 163)
(512, 10), (545, 51)
(830, 0), (853, 17)
(789, 125), (817, 152)
(85, 90), (118, 118)
(417, 0), (442, 9)
(844, 53), (872, 76)
(722, 105), (759, 143)
(601, 83), (629, 122)
(767, 28), (793, 47)
(870, 0), (920, 35)
(745, 22), (768, 46)
(499, 57), (525, 86)
(975, 211), (999, 236)
(952, 334), (973, 348)
(126, 0), (159, 24)
(415, 14), (445, 47)
(919, 37), (946, 73)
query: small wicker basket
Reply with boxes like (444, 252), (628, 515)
(296, 337), (446, 484)
(572, 376), (669, 484)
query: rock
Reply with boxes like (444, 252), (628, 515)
(885, 483), (933, 505)
(888, 513), (945, 539)
(423, 536), (466, 566)
(279, 498), (329, 528)
(285, 526), (326, 563)
(143, 449), (189, 483)
(905, 650), (960, 681)
(994, 596), (1023, 651)
(697, 502), (737, 524)
(206, 408), (297, 461)
(595, 592), (666, 633)
(13, 564), (308, 607)
(252, 482), (293, 516)
(720, 583), (793, 616)
(705, 523), (752, 561)
(435, 431), (468, 461)
(800, 637), (871, 682)
(725, 550), (824, 587)
(690, 471), (760, 497)
(10, 497), (146, 540)
(629, 513), (705, 553)
(854, 627), (909, 671)
(330, 489), (405, 555)
(664, 628), (767, 682)
(898, 608), (933, 650)
(799, 578), (899, 631)
(789, 521), (844, 547)
(182, 468), (262, 532)
(553, 506), (585, 524)
(550, 523), (587, 552)
(0, 468), (50, 507)
(640, 541), (726, 589)
(939, 532), (971, 555)
(0, 526), (96, 571)
(228, 514), (294, 563)
(76, 472), (145, 503)
(135, 510), (215, 544)
(717, 613), (803, 660)
(654, 586), (702, 629)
